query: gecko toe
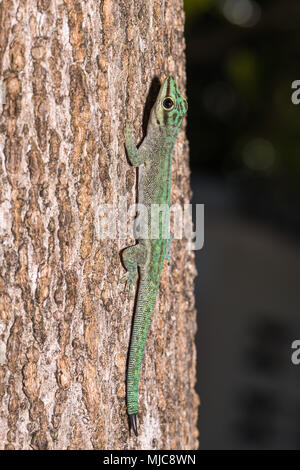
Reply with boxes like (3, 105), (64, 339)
(121, 273), (137, 297)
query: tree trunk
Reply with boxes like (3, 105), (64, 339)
(0, 0), (198, 450)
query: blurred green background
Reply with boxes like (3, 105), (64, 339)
(184, 0), (300, 450)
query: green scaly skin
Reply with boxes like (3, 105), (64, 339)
(122, 76), (188, 436)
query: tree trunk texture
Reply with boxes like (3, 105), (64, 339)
(0, 0), (198, 450)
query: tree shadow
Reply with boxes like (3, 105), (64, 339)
(141, 75), (161, 138)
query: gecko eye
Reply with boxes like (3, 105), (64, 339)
(163, 97), (174, 110)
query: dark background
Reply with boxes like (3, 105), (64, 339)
(184, 0), (300, 449)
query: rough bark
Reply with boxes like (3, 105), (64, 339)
(0, 0), (198, 450)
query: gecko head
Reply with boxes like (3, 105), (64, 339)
(151, 76), (188, 133)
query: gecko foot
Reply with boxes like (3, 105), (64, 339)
(121, 272), (137, 298)
(129, 414), (138, 436)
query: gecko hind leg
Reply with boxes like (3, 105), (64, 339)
(121, 242), (148, 297)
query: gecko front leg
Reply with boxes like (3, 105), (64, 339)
(124, 123), (149, 166)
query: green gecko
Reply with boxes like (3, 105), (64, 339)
(122, 76), (188, 436)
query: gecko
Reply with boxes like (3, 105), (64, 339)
(122, 76), (188, 436)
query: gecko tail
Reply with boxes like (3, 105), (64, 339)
(129, 414), (138, 436)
